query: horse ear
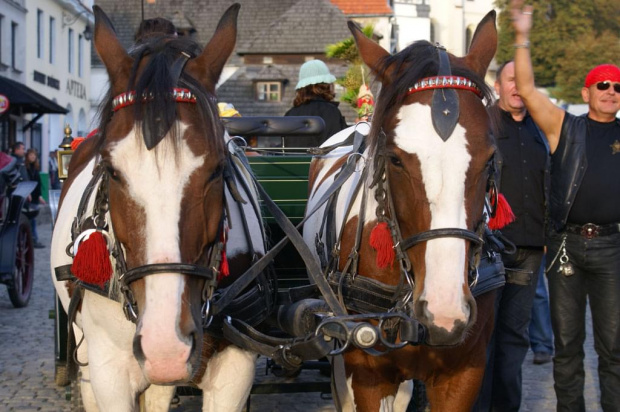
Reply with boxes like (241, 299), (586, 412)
(187, 3), (240, 91)
(464, 10), (497, 78)
(92, 6), (132, 91)
(348, 21), (393, 83)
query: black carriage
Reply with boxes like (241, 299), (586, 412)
(0, 153), (36, 308)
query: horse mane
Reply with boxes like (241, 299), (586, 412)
(368, 40), (496, 153)
(94, 34), (226, 162)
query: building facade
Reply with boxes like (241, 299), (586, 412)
(1, 0), (93, 194)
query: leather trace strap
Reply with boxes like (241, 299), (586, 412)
(212, 130), (367, 317)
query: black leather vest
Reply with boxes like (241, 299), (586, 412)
(549, 113), (620, 231)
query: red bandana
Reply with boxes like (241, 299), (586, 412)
(584, 64), (620, 88)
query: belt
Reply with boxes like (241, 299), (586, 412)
(563, 222), (620, 239)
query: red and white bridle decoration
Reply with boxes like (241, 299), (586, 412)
(112, 88), (197, 112)
(407, 76), (483, 99)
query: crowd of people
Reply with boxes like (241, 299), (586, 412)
(475, 1), (619, 411)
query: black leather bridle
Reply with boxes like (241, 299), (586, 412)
(368, 44), (489, 290)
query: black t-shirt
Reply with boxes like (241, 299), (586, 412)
(566, 118), (620, 224)
(496, 109), (548, 247)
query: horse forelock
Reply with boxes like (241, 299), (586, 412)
(94, 35), (225, 162)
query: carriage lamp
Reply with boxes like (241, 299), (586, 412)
(57, 124), (75, 181)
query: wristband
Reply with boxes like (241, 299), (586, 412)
(514, 41), (530, 49)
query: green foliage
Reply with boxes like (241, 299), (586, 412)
(495, 0), (619, 102)
(554, 31), (620, 103)
(326, 25), (375, 110)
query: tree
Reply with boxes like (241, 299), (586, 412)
(495, 0), (619, 103)
(325, 25), (375, 116)
(554, 31), (620, 103)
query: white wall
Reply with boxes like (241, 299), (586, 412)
(24, 0), (94, 170)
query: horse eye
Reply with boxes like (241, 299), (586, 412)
(389, 155), (403, 167)
(104, 164), (120, 181)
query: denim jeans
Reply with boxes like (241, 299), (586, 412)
(547, 231), (620, 412)
(473, 247), (543, 412)
(530, 256), (554, 355)
(29, 217), (39, 243)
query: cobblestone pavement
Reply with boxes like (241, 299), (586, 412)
(0, 222), (602, 411)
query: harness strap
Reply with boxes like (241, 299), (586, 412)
(65, 287), (85, 381)
(328, 272), (408, 314)
(222, 318), (333, 371)
(400, 228), (484, 251)
(212, 130), (366, 317)
(120, 263), (217, 285)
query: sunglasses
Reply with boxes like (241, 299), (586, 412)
(595, 81), (620, 93)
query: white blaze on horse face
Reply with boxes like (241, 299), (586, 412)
(109, 123), (205, 380)
(394, 103), (471, 331)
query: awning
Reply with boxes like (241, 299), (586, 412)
(0, 76), (68, 115)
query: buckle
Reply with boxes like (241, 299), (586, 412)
(580, 223), (599, 239)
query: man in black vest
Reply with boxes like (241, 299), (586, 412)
(475, 60), (549, 412)
(511, 1), (620, 410)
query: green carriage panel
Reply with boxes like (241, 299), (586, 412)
(248, 155), (313, 288)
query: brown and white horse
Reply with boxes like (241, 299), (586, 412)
(303, 12), (499, 411)
(50, 5), (267, 411)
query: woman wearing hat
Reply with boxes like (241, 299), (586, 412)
(285, 60), (347, 147)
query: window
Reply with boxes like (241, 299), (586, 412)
(68, 28), (73, 73)
(49, 17), (55, 64)
(11, 21), (17, 70)
(256, 82), (281, 102)
(37, 10), (44, 59)
(78, 35), (83, 77)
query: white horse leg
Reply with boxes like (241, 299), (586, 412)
(199, 346), (256, 412)
(143, 385), (176, 412)
(81, 292), (147, 412)
(392, 380), (413, 412)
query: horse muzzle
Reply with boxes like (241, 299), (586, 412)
(414, 292), (477, 346)
(133, 328), (201, 384)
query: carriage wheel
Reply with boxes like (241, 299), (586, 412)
(8, 215), (34, 308)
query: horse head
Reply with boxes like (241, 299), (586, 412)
(349, 12), (497, 346)
(91, 4), (239, 384)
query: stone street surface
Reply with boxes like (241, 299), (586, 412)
(0, 220), (603, 411)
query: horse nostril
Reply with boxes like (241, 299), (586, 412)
(133, 334), (145, 364)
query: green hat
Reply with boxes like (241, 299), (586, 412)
(295, 60), (336, 90)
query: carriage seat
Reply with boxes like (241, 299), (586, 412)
(221, 116), (325, 149)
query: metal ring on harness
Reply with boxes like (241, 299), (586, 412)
(72, 229), (114, 256)
(202, 299), (214, 328)
(346, 152), (366, 172)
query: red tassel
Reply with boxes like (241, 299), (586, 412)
(71, 137), (85, 150)
(71, 232), (113, 288)
(218, 249), (230, 281)
(369, 222), (395, 269)
(488, 193), (516, 230)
